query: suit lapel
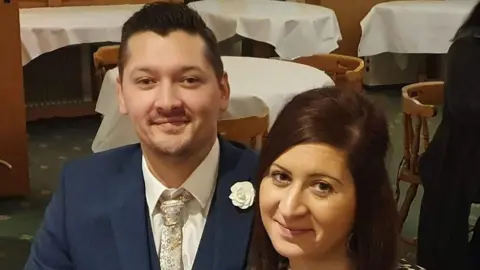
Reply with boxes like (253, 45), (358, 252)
(108, 145), (158, 270)
(194, 139), (257, 270)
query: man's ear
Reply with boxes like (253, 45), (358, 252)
(219, 72), (230, 112)
(116, 76), (128, 115)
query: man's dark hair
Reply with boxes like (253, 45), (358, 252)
(118, 2), (223, 79)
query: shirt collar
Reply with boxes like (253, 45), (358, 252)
(143, 138), (220, 216)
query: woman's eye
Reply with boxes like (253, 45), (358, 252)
(314, 182), (333, 195)
(270, 171), (290, 184)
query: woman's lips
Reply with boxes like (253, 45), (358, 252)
(275, 221), (313, 238)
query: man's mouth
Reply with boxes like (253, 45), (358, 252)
(151, 117), (189, 125)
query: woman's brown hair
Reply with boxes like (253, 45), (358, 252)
(250, 87), (398, 270)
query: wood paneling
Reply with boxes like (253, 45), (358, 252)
(306, 0), (389, 57)
(18, 0), (180, 8)
(18, 0), (48, 8)
(48, 0), (179, 7)
(0, 0), (30, 197)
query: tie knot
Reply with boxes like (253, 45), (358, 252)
(161, 188), (193, 202)
(159, 188), (193, 226)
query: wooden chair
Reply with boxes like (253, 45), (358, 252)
(93, 45), (120, 92)
(292, 53), (365, 92)
(217, 100), (269, 151)
(397, 81), (444, 245)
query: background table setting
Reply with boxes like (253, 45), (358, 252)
(359, 0), (476, 57)
(188, 0), (342, 59)
(357, 0), (477, 87)
(20, 4), (142, 65)
(19, 0), (342, 65)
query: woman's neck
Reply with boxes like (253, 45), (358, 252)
(288, 252), (353, 270)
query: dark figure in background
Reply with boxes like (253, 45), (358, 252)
(417, 3), (480, 270)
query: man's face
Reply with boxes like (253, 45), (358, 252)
(117, 31), (229, 157)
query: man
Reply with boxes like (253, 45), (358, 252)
(25, 2), (258, 270)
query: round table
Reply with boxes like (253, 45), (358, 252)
(188, 0), (342, 59)
(20, 5), (142, 65)
(93, 56), (334, 152)
(359, 1), (476, 56)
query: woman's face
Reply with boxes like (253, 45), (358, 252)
(259, 143), (356, 260)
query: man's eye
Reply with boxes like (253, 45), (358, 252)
(181, 77), (200, 84)
(137, 78), (154, 85)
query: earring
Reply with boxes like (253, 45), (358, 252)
(347, 233), (354, 253)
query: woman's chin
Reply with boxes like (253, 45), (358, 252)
(272, 239), (309, 259)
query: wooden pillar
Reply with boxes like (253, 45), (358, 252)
(0, 0), (30, 197)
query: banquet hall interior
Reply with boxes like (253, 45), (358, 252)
(1, 0), (480, 269)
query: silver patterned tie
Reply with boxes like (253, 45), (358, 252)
(159, 188), (193, 270)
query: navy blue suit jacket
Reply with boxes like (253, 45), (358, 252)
(25, 139), (259, 270)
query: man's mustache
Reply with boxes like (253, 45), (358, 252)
(149, 107), (189, 125)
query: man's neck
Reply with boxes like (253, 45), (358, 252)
(289, 249), (353, 270)
(142, 138), (216, 188)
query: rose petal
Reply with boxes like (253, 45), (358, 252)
(231, 200), (243, 208)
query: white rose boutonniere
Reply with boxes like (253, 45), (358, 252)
(229, 181), (255, 210)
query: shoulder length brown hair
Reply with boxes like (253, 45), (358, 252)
(250, 87), (398, 270)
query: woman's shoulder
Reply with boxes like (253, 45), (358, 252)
(453, 26), (480, 41)
(451, 27), (480, 50)
(397, 258), (426, 270)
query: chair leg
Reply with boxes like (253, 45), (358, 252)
(399, 183), (419, 231)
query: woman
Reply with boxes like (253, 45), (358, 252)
(250, 87), (420, 270)
(417, 2), (480, 270)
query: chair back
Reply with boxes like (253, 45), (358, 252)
(218, 97), (269, 151)
(293, 53), (365, 91)
(397, 81), (444, 245)
(93, 45), (120, 92)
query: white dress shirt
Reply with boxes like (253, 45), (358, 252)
(143, 139), (220, 270)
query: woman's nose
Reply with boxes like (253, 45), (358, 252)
(277, 188), (308, 219)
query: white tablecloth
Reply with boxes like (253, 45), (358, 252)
(358, 0), (476, 57)
(188, 0), (342, 59)
(20, 5), (143, 65)
(92, 56), (334, 152)
(20, 0), (341, 65)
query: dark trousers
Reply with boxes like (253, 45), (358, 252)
(471, 217), (480, 269)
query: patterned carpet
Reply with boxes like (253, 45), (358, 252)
(0, 89), (477, 269)
(0, 115), (101, 270)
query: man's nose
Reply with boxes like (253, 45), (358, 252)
(153, 83), (182, 112)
